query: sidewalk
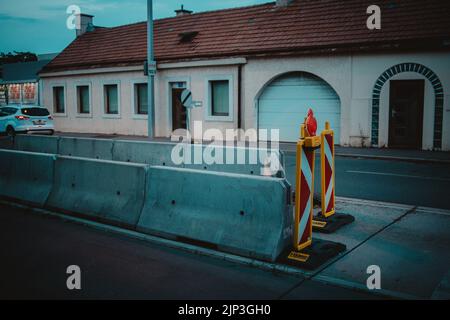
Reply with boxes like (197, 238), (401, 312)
(309, 197), (450, 299)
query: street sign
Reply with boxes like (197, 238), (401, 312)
(144, 60), (157, 76)
(192, 101), (202, 108)
(181, 89), (193, 108)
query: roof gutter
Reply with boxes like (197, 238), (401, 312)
(0, 79), (37, 85)
(39, 65), (144, 78)
(39, 57), (248, 78)
(158, 57), (247, 69)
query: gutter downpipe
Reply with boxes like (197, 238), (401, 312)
(238, 65), (242, 131)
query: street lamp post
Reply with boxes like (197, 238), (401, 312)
(147, 0), (155, 139)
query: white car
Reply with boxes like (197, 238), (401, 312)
(0, 105), (55, 136)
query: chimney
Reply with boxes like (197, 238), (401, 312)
(175, 5), (192, 17)
(276, 0), (294, 6)
(76, 13), (95, 37)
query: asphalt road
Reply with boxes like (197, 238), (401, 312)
(0, 203), (377, 300)
(284, 154), (450, 209)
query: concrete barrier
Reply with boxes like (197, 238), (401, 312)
(10, 136), (286, 177)
(137, 166), (292, 262)
(0, 145), (292, 261)
(112, 140), (180, 166)
(0, 149), (55, 207)
(46, 156), (148, 228)
(58, 137), (114, 160)
(113, 140), (285, 177)
(14, 134), (59, 154)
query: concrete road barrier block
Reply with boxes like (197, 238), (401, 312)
(10, 136), (284, 177)
(137, 166), (292, 262)
(46, 156), (147, 228)
(12, 136), (285, 177)
(113, 140), (178, 166)
(113, 140), (285, 177)
(0, 149), (55, 207)
(185, 144), (285, 177)
(58, 137), (114, 160)
(14, 134), (59, 154)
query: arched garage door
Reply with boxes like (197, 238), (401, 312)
(258, 72), (341, 143)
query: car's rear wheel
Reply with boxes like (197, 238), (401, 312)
(6, 126), (15, 137)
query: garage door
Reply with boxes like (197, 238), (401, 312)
(258, 72), (341, 143)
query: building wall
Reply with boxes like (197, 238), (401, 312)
(242, 55), (352, 144)
(41, 50), (450, 150)
(243, 51), (450, 150)
(351, 52), (450, 150)
(41, 70), (150, 136)
(156, 65), (239, 140)
(41, 65), (240, 140)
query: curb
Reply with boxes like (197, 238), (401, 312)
(335, 196), (415, 210)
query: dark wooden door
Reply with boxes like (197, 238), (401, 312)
(389, 80), (424, 149)
(172, 88), (187, 130)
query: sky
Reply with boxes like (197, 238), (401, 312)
(0, 0), (269, 55)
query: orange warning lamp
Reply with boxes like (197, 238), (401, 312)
(305, 108), (318, 137)
(303, 108), (320, 148)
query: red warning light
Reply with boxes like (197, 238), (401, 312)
(305, 108), (317, 137)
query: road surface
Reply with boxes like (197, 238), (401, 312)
(284, 154), (450, 209)
(0, 203), (377, 300)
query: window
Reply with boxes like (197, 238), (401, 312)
(77, 85), (90, 114)
(53, 86), (65, 113)
(21, 108), (50, 116)
(210, 80), (229, 117)
(104, 84), (119, 115)
(134, 83), (148, 115)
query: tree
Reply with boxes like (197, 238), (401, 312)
(0, 51), (38, 78)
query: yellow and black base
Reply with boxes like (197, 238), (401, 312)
(312, 213), (355, 234)
(278, 240), (346, 271)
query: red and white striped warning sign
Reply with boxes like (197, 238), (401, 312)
(294, 140), (315, 251)
(321, 122), (335, 218)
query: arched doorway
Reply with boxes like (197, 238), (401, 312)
(257, 72), (341, 143)
(371, 63), (444, 150)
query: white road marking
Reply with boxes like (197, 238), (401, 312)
(346, 170), (450, 182)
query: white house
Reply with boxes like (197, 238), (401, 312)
(39, 0), (450, 150)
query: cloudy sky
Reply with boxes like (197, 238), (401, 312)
(0, 0), (269, 55)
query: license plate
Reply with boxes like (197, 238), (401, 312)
(33, 120), (46, 125)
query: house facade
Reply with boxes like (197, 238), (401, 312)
(39, 0), (450, 150)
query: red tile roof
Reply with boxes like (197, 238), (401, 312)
(42, 0), (450, 72)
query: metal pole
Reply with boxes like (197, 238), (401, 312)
(147, 0), (155, 139)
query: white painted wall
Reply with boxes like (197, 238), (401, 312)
(41, 70), (150, 136)
(350, 52), (450, 150)
(41, 50), (450, 150)
(156, 65), (239, 140)
(243, 51), (450, 150)
(41, 65), (240, 140)
(243, 55), (352, 144)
